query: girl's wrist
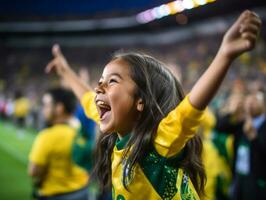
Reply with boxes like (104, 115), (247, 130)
(216, 46), (235, 66)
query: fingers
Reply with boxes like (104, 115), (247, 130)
(240, 23), (260, 35)
(52, 44), (63, 58)
(46, 44), (65, 74)
(45, 60), (57, 73)
(233, 10), (250, 26)
(239, 11), (261, 50)
(242, 33), (257, 50)
(227, 10), (261, 42)
(221, 10), (261, 59)
(240, 11), (261, 33)
(240, 17), (262, 34)
(238, 10), (261, 29)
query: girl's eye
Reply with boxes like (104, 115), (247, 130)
(109, 79), (118, 84)
(98, 80), (103, 86)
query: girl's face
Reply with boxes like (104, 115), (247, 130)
(95, 58), (143, 136)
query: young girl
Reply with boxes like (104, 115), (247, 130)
(46, 11), (261, 199)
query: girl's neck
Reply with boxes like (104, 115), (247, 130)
(117, 132), (130, 139)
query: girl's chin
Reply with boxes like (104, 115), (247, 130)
(99, 125), (115, 134)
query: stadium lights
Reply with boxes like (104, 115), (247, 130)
(0, 0), (219, 33)
(136, 0), (216, 24)
(183, 0), (195, 10)
(195, 0), (208, 6)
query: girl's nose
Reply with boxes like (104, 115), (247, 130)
(95, 84), (105, 94)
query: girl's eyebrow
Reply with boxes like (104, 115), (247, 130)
(101, 73), (123, 80)
(110, 73), (123, 80)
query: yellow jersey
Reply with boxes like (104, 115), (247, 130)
(14, 97), (30, 118)
(82, 92), (204, 200)
(29, 124), (89, 196)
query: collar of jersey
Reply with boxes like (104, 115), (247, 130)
(115, 133), (131, 150)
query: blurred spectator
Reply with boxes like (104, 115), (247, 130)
(215, 91), (266, 200)
(28, 88), (89, 200)
(13, 90), (30, 126)
(234, 92), (266, 200)
(13, 90), (31, 138)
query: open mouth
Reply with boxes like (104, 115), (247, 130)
(96, 100), (111, 120)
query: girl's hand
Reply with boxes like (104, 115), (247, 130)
(45, 44), (91, 100)
(45, 44), (71, 76)
(220, 10), (262, 60)
(188, 10), (261, 110)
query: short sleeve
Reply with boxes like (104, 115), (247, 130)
(29, 131), (50, 165)
(81, 91), (100, 124)
(154, 95), (205, 157)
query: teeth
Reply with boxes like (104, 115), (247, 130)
(97, 100), (110, 109)
(97, 100), (105, 105)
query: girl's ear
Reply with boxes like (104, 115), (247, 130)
(136, 98), (144, 112)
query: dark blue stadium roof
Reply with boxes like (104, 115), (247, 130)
(0, 0), (171, 16)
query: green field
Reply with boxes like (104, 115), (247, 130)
(0, 121), (36, 200)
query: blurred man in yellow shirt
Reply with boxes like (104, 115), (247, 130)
(14, 90), (30, 120)
(14, 90), (30, 137)
(28, 88), (89, 200)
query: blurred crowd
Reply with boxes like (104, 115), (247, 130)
(0, 33), (265, 200)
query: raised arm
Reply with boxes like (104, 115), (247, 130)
(46, 44), (92, 100)
(46, 45), (100, 123)
(189, 11), (261, 110)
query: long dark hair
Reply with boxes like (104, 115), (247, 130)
(93, 52), (206, 196)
